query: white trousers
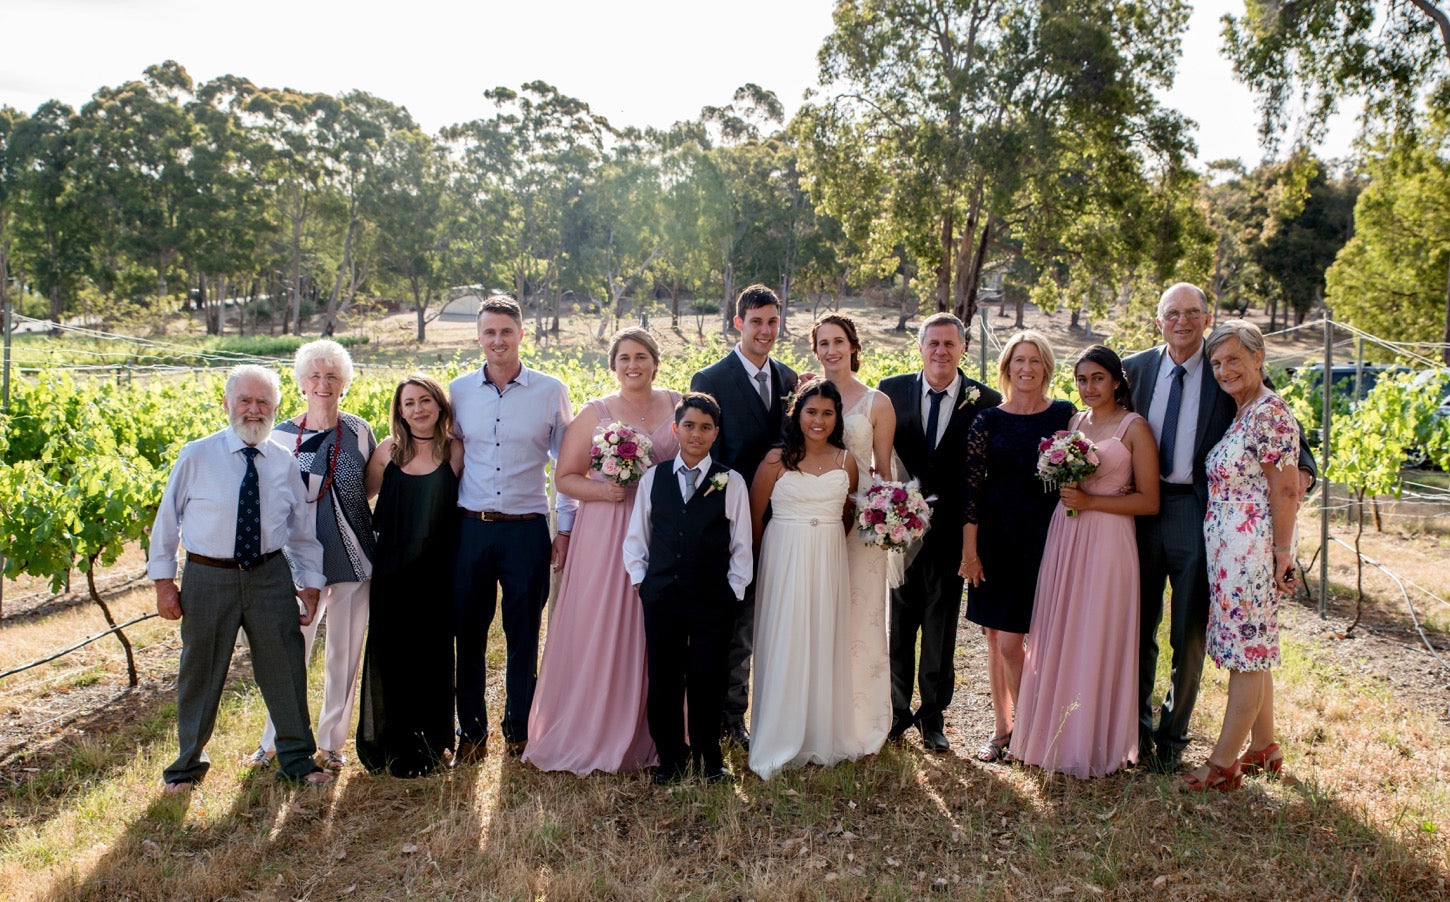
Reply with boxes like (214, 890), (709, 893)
(259, 579), (370, 753)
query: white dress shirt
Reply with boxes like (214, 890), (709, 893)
(450, 363), (579, 531)
(733, 345), (771, 402)
(920, 372), (962, 448)
(1146, 346), (1205, 484)
(147, 427), (326, 588)
(621, 453), (754, 600)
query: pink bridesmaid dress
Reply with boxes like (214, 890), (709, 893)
(523, 394), (679, 775)
(1010, 411), (1141, 778)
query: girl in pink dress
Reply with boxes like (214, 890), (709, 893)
(1010, 345), (1160, 778)
(523, 329), (680, 775)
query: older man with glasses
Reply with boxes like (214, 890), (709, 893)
(1124, 283), (1315, 773)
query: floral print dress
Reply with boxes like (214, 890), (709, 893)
(1203, 392), (1300, 671)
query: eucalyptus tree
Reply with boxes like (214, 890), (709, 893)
(367, 127), (461, 342)
(241, 85), (339, 334)
(803, 0), (1196, 335)
(1224, 0), (1450, 356)
(9, 101), (90, 325)
(0, 107), (24, 331)
(1325, 115), (1450, 354)
(651, 121), (716, 330)
(569, 126), (664, 332)
(446, 81), (612, 338)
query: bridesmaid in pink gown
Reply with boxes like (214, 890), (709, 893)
(1010, 346), (1160, 778)
(523, 328), (680, 775)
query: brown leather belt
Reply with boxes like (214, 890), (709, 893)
(186, 549), (282, 569)
(461, 509), (543, 522)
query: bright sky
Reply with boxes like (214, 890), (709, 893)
(3, 0), (1357, 168)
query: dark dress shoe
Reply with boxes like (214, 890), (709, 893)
(922, 729), (952, 753)
(887, 717), (916, 744)
(1150, 748), (1183, 774)
(652, 762), (688, 786)
(721, 724), (750, 751)
(452, 739), (487, 766)
(702, 765), (735, 785)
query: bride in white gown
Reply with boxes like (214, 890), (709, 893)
(813, 315), (896, 758)
(748, 378), (859, 780)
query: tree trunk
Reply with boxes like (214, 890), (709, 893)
(1442, 253), (1450, 365)
(722, 262), (735, 336)
(323, 215), (356, 337)
(87, 556), (138, 687)
(958, 218), (991, 332)
(936, 210), (953, 312)
(288, 216), (303, 336)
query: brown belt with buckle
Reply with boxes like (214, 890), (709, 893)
(186, 549), (282, 569)
(461, 510), (543, 522)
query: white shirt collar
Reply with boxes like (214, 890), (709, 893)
(733, 345), (768, 379)
(1159, 344), (1205, 379)
(674, 453), (713, 474)
(920, 371), (961, 403)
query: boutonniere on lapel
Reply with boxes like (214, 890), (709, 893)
(703, 472), (730, 497)
(958, 385), (981, 410)
(780, 390), (797, 412)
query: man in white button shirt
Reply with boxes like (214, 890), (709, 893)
(1125, 283), (1315, 772)
(148, 365), (330, 792)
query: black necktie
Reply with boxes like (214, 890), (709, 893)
(235, 447), (262, 569)
(926, 389), (947, 452)
(1158, 364), (1187, 476)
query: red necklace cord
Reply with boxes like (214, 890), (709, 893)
(293, 414), (343, 503)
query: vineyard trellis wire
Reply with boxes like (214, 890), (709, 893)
(1, 311), (1448, 685)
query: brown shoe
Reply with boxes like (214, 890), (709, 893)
(452, 739), (487, 766)
(504, 740), (527, 758)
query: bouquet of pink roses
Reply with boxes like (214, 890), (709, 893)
(589, 422), (653, 485)
(855, 478), (932, 552)
(1035, 430), (1099, 517)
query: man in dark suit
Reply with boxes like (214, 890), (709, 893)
(690, 284), (798, 749)
(878, 312), (1002, 752)
(1125, 282), (1315, 772)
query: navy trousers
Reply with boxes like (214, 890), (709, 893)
(452, 517), (550, 745)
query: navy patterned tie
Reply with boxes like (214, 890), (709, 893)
(926, 389), (947, 452)
(1158, 364), (1187, 477)
(235, 447), (262, 569)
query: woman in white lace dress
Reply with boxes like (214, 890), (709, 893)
(812, 314), (896, 757)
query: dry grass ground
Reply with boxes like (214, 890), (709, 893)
(1, 510), (1447, 900)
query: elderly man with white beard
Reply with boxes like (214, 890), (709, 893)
(148, 364), (333, 792)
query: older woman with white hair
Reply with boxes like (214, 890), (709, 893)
(1183, 320), (1301, 792)
(249, 339), (377, 773)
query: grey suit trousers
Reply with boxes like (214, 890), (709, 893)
(1136, 488), (1210, 759)
(164, 553), (319, 783)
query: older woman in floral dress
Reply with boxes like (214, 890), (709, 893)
(1184, 320), (1301, 792)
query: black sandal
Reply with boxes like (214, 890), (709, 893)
(976, 733), (1011, 763)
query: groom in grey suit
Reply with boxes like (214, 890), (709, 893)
(1125, 283), (1315, 772)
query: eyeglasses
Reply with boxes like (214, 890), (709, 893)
(1161, 310), (1206, 323)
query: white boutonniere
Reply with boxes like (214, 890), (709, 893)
(704, 472), (730, 497)
(958, 385), (981, 410)
(781, 390), (797, 411)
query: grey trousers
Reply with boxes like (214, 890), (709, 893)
(1136, 490), (1211, 759)
(164, 553), (318, 783)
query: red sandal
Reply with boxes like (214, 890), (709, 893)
(1180, 759), (1243, 793)
(1238, 742), (1283, 777)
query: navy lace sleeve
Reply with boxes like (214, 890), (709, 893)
(962, 409), (992, 526)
